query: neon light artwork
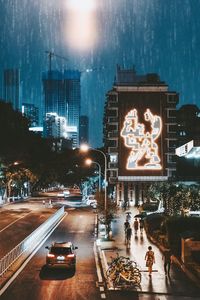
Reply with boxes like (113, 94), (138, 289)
(120, 108), (162, 170)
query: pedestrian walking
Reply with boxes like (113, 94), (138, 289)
(163, 248), (172, 276)
(123, 201), (127, 211)
(126, 224), (132, 247)
(124, 220), (130, 242)
(126, 212), (131, 222)
(145, 246), (155, 276)
(49, 199), (52, 207)
(139, 218), (144, 235)
(42, 200), (45, 206)
(133, 218), (139, 235)
(124, 220), (130, 231)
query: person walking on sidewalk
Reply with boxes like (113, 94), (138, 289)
(163, 248), (172, 276)
(124, 220), (130, 231)
(126, 224), (132, 247)
(145, 246), (155, 276)
(133, 218), (139, 235)
(124, 220), (130, 242)
(139, 218), (144, 235)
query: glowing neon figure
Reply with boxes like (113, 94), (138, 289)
(120, 108), (162, 170)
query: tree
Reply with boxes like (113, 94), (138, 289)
(96, 191), (118, 240)
(2, 165), (37, 201)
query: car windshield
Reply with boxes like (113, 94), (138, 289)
(51, 247), (72, 255)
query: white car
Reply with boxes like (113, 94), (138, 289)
(188, 211), (200, 217)
(85, 195), (97, 206)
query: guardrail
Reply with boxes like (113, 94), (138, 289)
(0, 206), (65, 277)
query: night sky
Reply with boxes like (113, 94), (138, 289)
(0, 0), (200, 147)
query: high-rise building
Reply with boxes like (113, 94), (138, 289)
(22, 103), (39, 127)
(44, 113), (67, 139)
(66, 126), (78, 149)
(64, 70), (81, 129)
(103, 66), (179, 206)
(79, 115), (89, 144)
(3, 69), (21, 111)
(42, 71), (67, 118)
(42, 69), (81, 146)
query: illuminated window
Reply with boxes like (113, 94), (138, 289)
(121, 108), (162, 170)
(110, 154), (117, 163)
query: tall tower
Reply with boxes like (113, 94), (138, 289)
(3, 69), (21, 111)
(64, 70), (81, 129)
(42, 71), (67, 117)
(42, 69), (81, 146)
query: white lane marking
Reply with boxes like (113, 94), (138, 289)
(101, 293), (106, 299)
(0, 213), (67, 296)
(0, 212), (32, 233)
(100, 287), (104, 291)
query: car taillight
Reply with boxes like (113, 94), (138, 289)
(67, 254), (75, 258)
(47, 253), (55, 258)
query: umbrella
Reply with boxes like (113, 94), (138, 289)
(134, 212), (147, 219)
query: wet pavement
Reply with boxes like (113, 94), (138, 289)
(98, 207), (200, 298)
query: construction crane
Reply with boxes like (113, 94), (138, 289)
(45, 51), (68, 72)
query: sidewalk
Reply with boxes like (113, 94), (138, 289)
(97, 207), (200, 296)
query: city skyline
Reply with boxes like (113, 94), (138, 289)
(0, 0), (200, 147)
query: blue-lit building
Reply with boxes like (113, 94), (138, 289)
(22, 103), (39, 127)
(42, 70), (81, 146)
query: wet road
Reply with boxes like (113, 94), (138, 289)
(0, 199), (56, 257)
(0, 207), (101, 300)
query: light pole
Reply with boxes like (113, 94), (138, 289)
(85, 158), (101, 192)
(80, 144), (107, 212)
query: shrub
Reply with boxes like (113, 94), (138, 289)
(142, 203), (158, 212)
(166, 217), (200, 256)
(145, 214), (165, 235)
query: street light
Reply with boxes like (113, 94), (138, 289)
(85, 158), (101, 192)
(80, 144), (107, 212)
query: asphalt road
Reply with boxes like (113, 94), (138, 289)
(0, 200), (55, 257)
(0, 207), (102, 300)
(1, 199), (200, 300)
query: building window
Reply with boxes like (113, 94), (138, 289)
(108, 124), (117, 131)
(168, 154), (176, 163)
(167, 95), (177, 103)
(168, 125), (177, 133)
(180, 131), (186, 136)
(107, 109), (117, 117)
(168, 140), (176, 148)
(108, 140), (117, 147)
(110, 170), (117, 177)
(167, 109), (176, 118)
(110, 154), (117, 163)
